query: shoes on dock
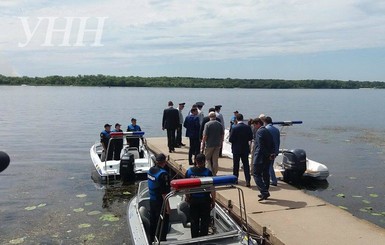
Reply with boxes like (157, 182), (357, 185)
(258, 193), (270, 201)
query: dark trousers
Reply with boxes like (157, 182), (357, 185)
(233, 152), (251, 183)
(150, 200), (169, 243)
(190, 197), (211, 238)
(103, 143), (114, 161)
(166, 128), (176, 151)
(253, 157), (271, 196)
(113, 141), (123, 160)
(176, 124), (182, 145)
(188, 137), (200, 165)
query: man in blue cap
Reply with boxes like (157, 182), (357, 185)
(100, 124), (113, 161)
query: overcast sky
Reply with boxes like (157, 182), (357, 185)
(1, 0), (385, 81)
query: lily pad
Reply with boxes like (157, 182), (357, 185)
(76, 194), (87, 198)
(123, 191), (131, 195)
(68, 177), (75, 180)
(352, 195), (362, 198)
(81, 234), (95, 241)
(362, 200), (371, 204)
(359, 208), (369, 213)
(37, 203), (47, 208)
(78, 223), (91, 228)
(25, 206), (36, 211)
(382, 212), (385, 216)
(88, 211), (101, 216)
(9, 237), (26, 244)
(73, 208), (84, 213)
(338, 206), (348, 210)
(99, 213), (119, 222)
(84, 202), (93, 206)
(367, 186), (374, 189)
(369, 194), (379, 198)
(371, 213), (382, 216)
(348, 177), (357, 180)
(336, 193), (345, 198)
(102, 223), (110, 227)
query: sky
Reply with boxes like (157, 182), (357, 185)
(1, 0), (385, 81)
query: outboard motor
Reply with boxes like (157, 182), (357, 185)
(282, 149), (307, 183)
(120, 152), (135, 184)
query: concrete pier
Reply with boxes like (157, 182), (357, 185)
(146, 137), (385, 245)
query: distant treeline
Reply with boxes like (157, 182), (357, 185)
(1, 74), (384, 89)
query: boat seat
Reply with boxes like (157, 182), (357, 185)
(139, 206), (151, 234)
(177, 201), (190, 228)
(125, 147), (140, 159)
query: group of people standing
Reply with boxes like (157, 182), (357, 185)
(162, 99), (281, 201)
(99, 118), (142, 161)
(149, 102), (282, 242)
(162, 101), (225, 175)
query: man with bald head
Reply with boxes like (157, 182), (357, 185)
(200, 112), (224, 175)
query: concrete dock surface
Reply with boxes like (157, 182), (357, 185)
(146, 137), (385, 245)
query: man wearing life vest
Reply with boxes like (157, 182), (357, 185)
(100, 124), (113, 161)
(127, 118), (142, 149)
(185, 153), (216, 238)
(148, 153), (170, 243)
(112, 123), (123, 160)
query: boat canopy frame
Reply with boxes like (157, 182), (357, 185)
(153, 175), (251, 245)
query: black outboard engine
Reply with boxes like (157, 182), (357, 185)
(120, 152), (135, 184)
(282, 149), (307, 183)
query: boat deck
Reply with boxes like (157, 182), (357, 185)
(147, 137), (385, 245)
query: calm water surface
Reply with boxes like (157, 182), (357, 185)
(0, 86), (384, 243)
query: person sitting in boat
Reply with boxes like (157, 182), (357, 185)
(127, 118), (142, 149)
(112, 123), (123, 160)
(185, 153), (216, 238)
(148, 153), (170, 243)
(100, 123), (113, 161)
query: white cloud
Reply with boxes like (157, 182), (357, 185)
(1, 0), (385, 76)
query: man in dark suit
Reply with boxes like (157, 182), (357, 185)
(252, 118), (275, 201)
(162, 101), (180, 153)
(229, 113), (253, 187)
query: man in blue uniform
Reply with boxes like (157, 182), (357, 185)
(183, 107), (200, 165)
(148, 153), (170, 243)
(127, 118), (142, 149)
(100, 124), (113, 161)
(185, 154), (216, 238)
(112, 123), (123, 160)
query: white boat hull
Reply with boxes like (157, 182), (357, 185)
(90, 139), (154, 182)
(223, 129), (329, 180)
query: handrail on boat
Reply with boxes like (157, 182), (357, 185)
(153, 175), (251, 245)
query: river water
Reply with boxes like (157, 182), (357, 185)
(0, 86), (384, 243)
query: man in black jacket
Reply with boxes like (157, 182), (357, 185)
(252, 118), (275, 201)
(229, 113), (253, 187)
(162, 101), (179, 153)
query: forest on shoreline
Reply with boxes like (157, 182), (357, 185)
(1, 74), (384, 89)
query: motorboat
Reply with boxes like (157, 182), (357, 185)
(90, 131), (155, 183)
(127, 175), (262, 245)
(223, 121), (329, 181)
